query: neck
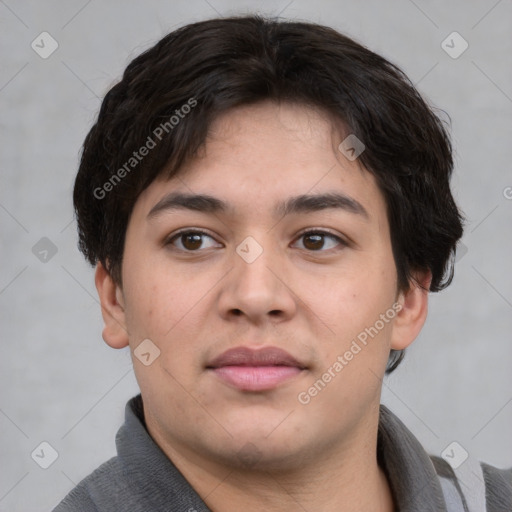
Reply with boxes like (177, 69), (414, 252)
(201, 453), (395, 512)
(146, 405), (395, 512)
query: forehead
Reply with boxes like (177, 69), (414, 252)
(132, 101), (386, 225)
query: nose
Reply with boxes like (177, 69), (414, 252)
(216, 235), (297, 325)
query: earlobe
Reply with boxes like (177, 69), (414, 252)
(94, 263), (130, 349)
(390, 271), (432, 351)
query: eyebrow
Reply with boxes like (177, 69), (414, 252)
(147, 191), (369, 220)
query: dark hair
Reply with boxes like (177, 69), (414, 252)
(73, 15), (464, 373)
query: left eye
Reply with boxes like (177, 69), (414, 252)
(292, 231), (346, 252)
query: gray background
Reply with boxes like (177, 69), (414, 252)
(1, 0), (511, 510)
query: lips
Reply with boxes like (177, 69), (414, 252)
(207, 346), (306, 369)
(206, 346), (307, 391)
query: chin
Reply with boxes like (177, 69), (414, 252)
(212, 441), (309, 473)
(201, 424), (316, 473)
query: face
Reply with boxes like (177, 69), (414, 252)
(98, 101), (427, 472)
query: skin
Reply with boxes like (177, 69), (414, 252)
(96, 101), (430, 512)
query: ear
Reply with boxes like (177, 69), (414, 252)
(390, 270), (432, 351)
(94, 262), (129, 349)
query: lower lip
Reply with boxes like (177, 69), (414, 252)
(210, 365), (303, 391)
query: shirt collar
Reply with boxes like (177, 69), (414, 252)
(377, 404), (448, 511)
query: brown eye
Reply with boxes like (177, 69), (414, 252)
(180, 233), (203, 250)
(166, 230), (219, 251)
(295, 231), (346, 252)
(303, 233), (324, 250)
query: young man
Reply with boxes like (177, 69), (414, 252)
(54, 15), (511, 512)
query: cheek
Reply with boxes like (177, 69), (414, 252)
(122, 258), (214, 370)
(122, 278), (165, 345)
(122, 253), (187, 336)
(312, 265), (396, 362)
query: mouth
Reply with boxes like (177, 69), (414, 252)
(206, 346), (307, 392)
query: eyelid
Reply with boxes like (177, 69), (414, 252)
(295, 227), (347, 241)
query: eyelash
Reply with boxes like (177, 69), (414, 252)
(164, 228), (348, 253)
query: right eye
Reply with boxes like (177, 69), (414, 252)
(164, 230), (222, 252)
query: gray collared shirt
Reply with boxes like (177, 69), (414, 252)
(53, 394), (512, 512)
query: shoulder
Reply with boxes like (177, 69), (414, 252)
(431, 454), (512, 512)
(52, 456), (124, 512)
(481, 461), (512, 511)
(52, 485), (97, 512)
